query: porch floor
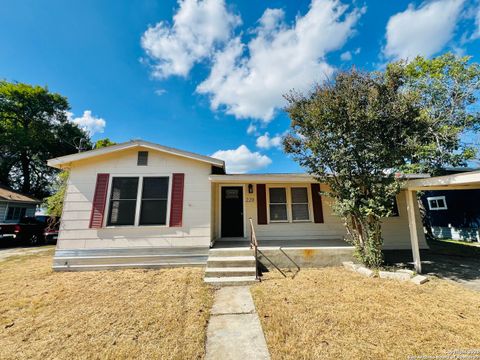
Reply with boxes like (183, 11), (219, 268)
(213, 238), (351, 249)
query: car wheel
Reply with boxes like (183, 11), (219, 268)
(29, 235), (40, 246)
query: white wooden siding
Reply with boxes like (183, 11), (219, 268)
(58, 148), (212, 250)
(213, 183), (427, 250)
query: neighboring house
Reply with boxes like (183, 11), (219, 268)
(0, 184), (39, 223)
(420, 189), (480, 242)
(47, 140), (428, 273)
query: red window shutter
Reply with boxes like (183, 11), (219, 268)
(311, 183), (324, 223)
(89, 173), (110, 229)
(169, 173), (185, 227)
(256, 184), (267, 225)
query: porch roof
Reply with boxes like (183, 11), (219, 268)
(405, 170), (480, 191)
(209, 173), (315, 183)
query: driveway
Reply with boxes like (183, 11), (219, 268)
(385, 239), (480, 292)
(0, 245), (54, 262)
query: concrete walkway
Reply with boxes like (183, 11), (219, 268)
(206, 286), (270, 360)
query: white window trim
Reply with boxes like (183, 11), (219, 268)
(103, 174), (172, 228)
(427, 196), (447, 211)
(266, 185), (313, 224)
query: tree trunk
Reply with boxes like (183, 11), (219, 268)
(20, 153), (31, 194)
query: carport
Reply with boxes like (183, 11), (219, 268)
(405, 170), (480, 273)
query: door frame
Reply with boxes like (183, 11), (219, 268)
(218, 184), (246, 239)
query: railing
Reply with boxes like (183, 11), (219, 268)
(249, 218), (293, 279)
(248, 218), (259, 280)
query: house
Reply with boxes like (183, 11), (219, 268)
(420, 188), (480, 242)
(0, 184), (39, 223)
(47, 140), (430, 279)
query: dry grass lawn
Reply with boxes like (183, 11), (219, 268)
(251, 268), (480, 360)
(0, 250), (213, 360)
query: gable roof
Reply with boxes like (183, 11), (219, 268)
(0, 184), (40, 203)
(47, 140), (225, 169)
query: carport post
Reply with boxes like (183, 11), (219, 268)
(406, 190), (422, 273)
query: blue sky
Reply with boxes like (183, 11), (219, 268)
(1, 0), (479, 173)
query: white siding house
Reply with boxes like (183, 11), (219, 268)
(48, 140), (427, 271)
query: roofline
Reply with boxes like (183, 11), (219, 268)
(405, 170), (480, 190)
(210, 173), (430, 183)
(0, 198), (41, 204)
(47, 140), (225, 169)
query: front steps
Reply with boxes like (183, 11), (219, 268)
(204, 247), (258, 286)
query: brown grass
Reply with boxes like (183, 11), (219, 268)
(251, 268), (480, 360)
(0, 250), (213, 360)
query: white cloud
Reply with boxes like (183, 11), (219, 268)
(141, 0), (241, 78)
(256, 132), (283, 149)
(154, 88), (167, 96)
(211, 145), (271, 173)
(473, 6), (480, 39)
(340, 51), (352, 61)
(68, 110), (106, 136)
(247, 123), (257, 135)
(197, 0), (364, 121)
(384, 0), (464, 60)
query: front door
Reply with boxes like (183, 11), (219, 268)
(221, 186), (244, 237)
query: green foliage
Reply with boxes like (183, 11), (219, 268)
(0, 81), (92, 198)
(284, 69), (422, 267)
(44, 171), (69, 217)
(284, 54), (480, 268)
(95, 138), (116, 149)
(388, 53), (480, 175)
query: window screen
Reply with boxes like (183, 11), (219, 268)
(137, 151), (148, 166)
(107, 177), (139, 226)
(6, 207), (26, 221)
(269, 188), (287, 221)
(428, 196), (447, 210)
(139, 177), (169, 225)
(291, 187), (309, 221)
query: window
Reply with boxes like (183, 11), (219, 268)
(291, 187), (310, 221)
(6, 206), (27, 221)
(137, 151), (148, 166)
(427, 196), (447, 210)
(269, 188), (288, 221)
(107, 177), (139, 226)
(139, 177), (169, 225)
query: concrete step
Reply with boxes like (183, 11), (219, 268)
(205, 267), (256, 278)
(204, 276), (258, 286)
(208, 247), (253, 257)
(207, 256), (256, 268)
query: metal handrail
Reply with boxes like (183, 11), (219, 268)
(248, 218), (259, 280)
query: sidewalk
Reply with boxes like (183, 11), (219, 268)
(206, 286), (270, 360)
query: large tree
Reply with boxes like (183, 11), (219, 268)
(283, 54), (480, 268)
(0, 81), (91, 198)
(392, 53), (480, 175)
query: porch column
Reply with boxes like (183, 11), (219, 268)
(405, 190), (422, 273)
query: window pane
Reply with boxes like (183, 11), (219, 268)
(269, 188), (286, 203)
(270, 204), (287, 221)
(292, 204), (309, 221)
(110, 177), (139, 200)
(6, 207), (14, 220)
(430, 199), (438, 208)
(291, 188), (308, 203)
(142, 177), (169, 199)
(108, 200), (137, 225)
(437, 199), (445, 208)
(140, 200), (167, 225)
